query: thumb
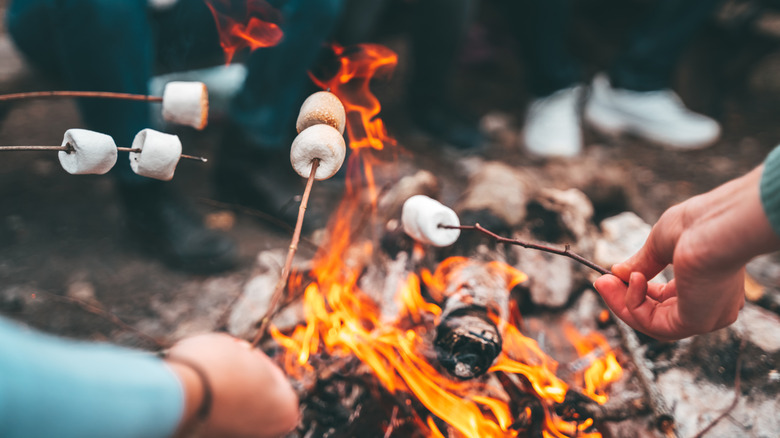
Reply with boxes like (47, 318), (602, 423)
(617, 208), (686, 281)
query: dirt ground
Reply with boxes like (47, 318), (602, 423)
(1, 0), (779, 353)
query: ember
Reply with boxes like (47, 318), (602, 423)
(269, 43), (624, 437)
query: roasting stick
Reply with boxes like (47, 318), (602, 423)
(0, 81), (210, 130)
(251, 91), (347, 347)
(0, 90), (163, 102)
(252, 158), (320, 348)
(0, 144), (207, 162)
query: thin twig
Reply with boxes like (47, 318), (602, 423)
(251, 159), (320, 347)
(41, 291), (167, 350)
(612, 317), (678, 438)
(0, 145), (208, 162)
(0, 90), (163, 103)
(692, 339), (745, 438)
(441, 223), (613, 276)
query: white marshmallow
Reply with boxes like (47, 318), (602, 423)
(402, 195), (461, 247)
(290, 124), (346, 181)
(129, 129), (182, 181)
(161, 81), (209, 130)
(58, 129), (118, 175)
(296, 91), (346, 135)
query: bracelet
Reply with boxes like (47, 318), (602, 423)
(160, 353), (214, 432)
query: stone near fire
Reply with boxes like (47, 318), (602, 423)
(296, 91), (346, 135)
(456, 160), (533, 228)
(161, 81), (209, 130)
(228, 250), (306, 338)
(290, 124), (347, 180)
(129, 129), (182, 181)
(401, 195), (461, 247)
(58, 128), (118, 175)
(595, 211), (671, 283)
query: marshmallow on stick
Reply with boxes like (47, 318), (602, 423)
(58, 129), (118, 175)
(402, 195), (461, 247)
(161, 81), (208, 130)
(290, 124), (346, 180)
(296, 91), (346, 135)
(130, 129), (182, 181)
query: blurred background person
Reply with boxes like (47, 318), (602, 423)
(5, 0), (342, 273)
(336, 0), (483, 150)
(500, 0), (723, 157)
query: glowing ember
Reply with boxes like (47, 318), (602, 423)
(270, 43), (624, 437)
(204, 0), (283, 64)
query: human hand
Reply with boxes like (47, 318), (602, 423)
(165, 333), (299, 438)
(594, 165), (780, 341)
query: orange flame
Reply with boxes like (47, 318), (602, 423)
(563, 325), (624, 405)
(204, 0), (283, 64)
(270, 43), (623, 437)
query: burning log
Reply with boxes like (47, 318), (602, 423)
(432, 260), (512, 380)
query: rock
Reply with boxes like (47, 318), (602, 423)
(733, 303), (780, 354)
(656, 367), (780, 437)
(66, 279), (97, 305)
(457, 161), (534, 228)
(595, 212), (671, 283)
(228, 250), (305, 338)
(526, 188), (595, 246)
(514, 246), (577, 308)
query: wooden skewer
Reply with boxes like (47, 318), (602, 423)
(251, 158), (320, 348)
(0, 90), (163, 103)
(0, 145), (207, 162)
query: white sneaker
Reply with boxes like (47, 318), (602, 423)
(522, 85), (584, 158)
(584, 74), (721, 150)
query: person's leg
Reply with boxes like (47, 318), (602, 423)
(7, 0), (237, 271)
(405, 0), (485, 149)
(499, 0), (584, 157)
(216, 0), (344, 230)
(609, 0), (722, 91)
(584, 0), (722, 150)
(230, 0), (344, 148)
(502, 0), (582, 97)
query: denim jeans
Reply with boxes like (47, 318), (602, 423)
(7, 0), (343, 187)
(503, 0), (722, 96)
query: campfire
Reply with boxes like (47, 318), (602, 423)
(240, 43), (632, 438)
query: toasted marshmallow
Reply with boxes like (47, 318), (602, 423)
(290, 124), (346, 181)
(162, 81), (208, 130)
(296, 91), (346, 135)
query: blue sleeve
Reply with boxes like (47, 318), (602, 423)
(761, 145), (780, 237)
(0, 317), (183, 438)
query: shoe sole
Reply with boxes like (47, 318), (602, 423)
(584, 102), (718, 151)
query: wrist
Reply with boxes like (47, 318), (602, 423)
(166, 360), (206, 437)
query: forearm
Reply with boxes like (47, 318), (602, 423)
(0, 317), (183, 438)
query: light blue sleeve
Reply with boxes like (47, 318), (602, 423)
(0, 317), (183, 438)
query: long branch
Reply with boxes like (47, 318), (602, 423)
(251, 159), (320, 347)
(0, 90), (163, 103)
(441, 223), (613, 276)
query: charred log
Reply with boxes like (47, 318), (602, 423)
(433, 261), (511, 380)
(435, 307), (502, 379)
